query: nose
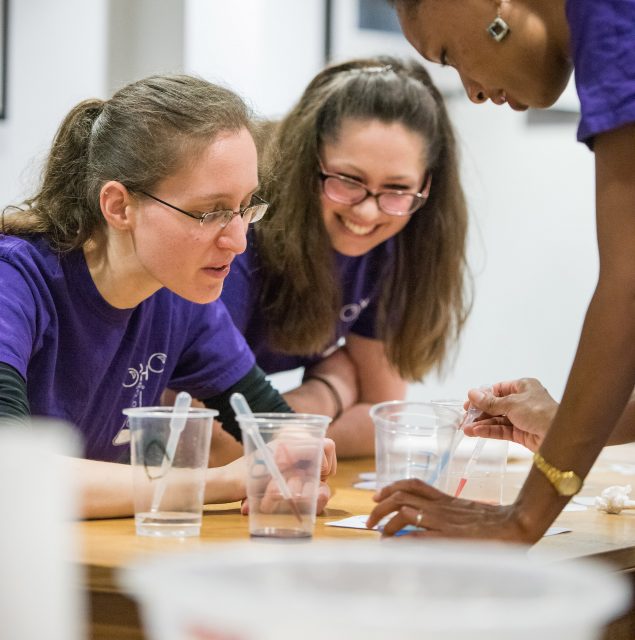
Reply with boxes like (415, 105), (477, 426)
(459, 73), (488, 104)
(351, 194), (383, 220)
(216, 214), (247, 254)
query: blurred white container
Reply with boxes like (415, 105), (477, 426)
(121, 541), (630, 640)
(0, 419), (84, 640)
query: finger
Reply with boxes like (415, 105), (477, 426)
(315, 482), (331, 514)
(492, 380), (522, 397)
(367, 487), (429, 528)
(380, 505), (423, 536)
(260, 478), (286, 513)
(321, 438), (337, 479)
(240, 498), (249, 516)
(465, 422), (514, 440)
(373, 478), (443, 503)
(467, 388), (510, 418)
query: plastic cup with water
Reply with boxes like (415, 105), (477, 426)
(237, 413), (330, 539)
(124, 406), (216, 537)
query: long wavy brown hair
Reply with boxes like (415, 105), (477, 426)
(256, 56), (471, 381)
(2, 75), (252, 251)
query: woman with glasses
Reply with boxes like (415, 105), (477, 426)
(221, 57), (471, 456)
(0, 74), (335, 517)
(368, 0), (635, 544)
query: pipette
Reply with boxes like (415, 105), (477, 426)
(150, 391), (192, 513)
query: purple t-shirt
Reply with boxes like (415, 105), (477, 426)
(0, 234), (254, 461)
(566, 0), (635, 145)
(221, 230), (392, 374)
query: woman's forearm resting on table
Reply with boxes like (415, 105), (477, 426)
(69, 456), (248, 519)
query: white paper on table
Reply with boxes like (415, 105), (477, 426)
(563, 502), (588, 512)
(610, 463), (635, 475)
(358, 472), (376, 481)
(325, 515), (571, 537)
(353, 480), (377, 490)
(573, 496), (596, 507)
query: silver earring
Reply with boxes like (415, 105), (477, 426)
(487, 2), (510, 42)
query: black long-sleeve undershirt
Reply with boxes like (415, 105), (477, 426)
(0, 362), (29, 423)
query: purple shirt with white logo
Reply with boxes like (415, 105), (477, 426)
(566, 0), (635, 145)
(0, 234), (254, 461)
(221, 229), (392, 374)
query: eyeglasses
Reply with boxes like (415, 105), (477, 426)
(318, 164), (431, 216)
(139, 191), (269, 228)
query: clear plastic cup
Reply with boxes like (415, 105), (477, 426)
(237, 413), (329, 539)
(448, 436), (509, 504)
(370, 401), (461, 491)
(124, 406), (216, 537)
(121, 541), (631, 640)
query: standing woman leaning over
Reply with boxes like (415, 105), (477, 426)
(0, 74), (335, 518)
(221, 57), (471, 456)
(369, 0), (635, 542)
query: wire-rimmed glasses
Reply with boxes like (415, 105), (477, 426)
(139, 191), (269, 228)
(318, 163), (431, 216)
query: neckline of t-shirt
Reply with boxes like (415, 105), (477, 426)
(65, 249), (137, 324)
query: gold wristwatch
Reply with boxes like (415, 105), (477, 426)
(533, 452), (582, 496)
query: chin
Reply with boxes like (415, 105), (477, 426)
(333, 238), (376, 257)
(173, 284), (223, 305)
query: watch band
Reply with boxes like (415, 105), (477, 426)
(533, 451), (582, 497)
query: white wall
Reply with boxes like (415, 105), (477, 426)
(0, 0), (109, 206)
(184, 0), (324, 118)
(1, 0), (598, 404)
(411, 99), (597, 402)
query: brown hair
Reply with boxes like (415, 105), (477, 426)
(2, 75), (252, 251)
(256, 56), (471, 380)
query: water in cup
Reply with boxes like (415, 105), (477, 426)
(135, 511), (201, 537)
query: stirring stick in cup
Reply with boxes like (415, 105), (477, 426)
(150, 391), (192, 513)
(230, 393), (303, 523)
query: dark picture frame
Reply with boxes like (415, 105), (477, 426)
(0, 0), (7, 119)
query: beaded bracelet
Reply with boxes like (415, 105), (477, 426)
(304, 374), (343, 420)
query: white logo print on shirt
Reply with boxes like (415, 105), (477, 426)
(320, 297), (371, 357)
(112, 352), (167, 446)
(339, 297), (370, 323)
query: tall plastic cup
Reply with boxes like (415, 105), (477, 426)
(371, 401), (461, 491)
(124, 406), (216, 537)
(237, 413), (330, 539)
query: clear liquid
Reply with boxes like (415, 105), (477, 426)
(447, 471), (504, 505)
(135, 511), (201, 537)
(248, 496), (314, 539)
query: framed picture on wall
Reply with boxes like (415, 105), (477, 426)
(0, 0), (7, 119)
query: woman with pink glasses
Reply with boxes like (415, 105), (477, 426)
(221, 56), (472, 457)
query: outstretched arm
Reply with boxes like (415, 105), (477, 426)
(369, 123), (635, 542)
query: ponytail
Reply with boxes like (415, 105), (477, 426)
(2, 99), (105, 251)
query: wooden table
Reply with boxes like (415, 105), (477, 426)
(78, 445), (635, 640)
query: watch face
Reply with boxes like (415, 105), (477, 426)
(558, 474), (582, 496)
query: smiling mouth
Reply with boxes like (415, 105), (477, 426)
(338, 215), (377, 236)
